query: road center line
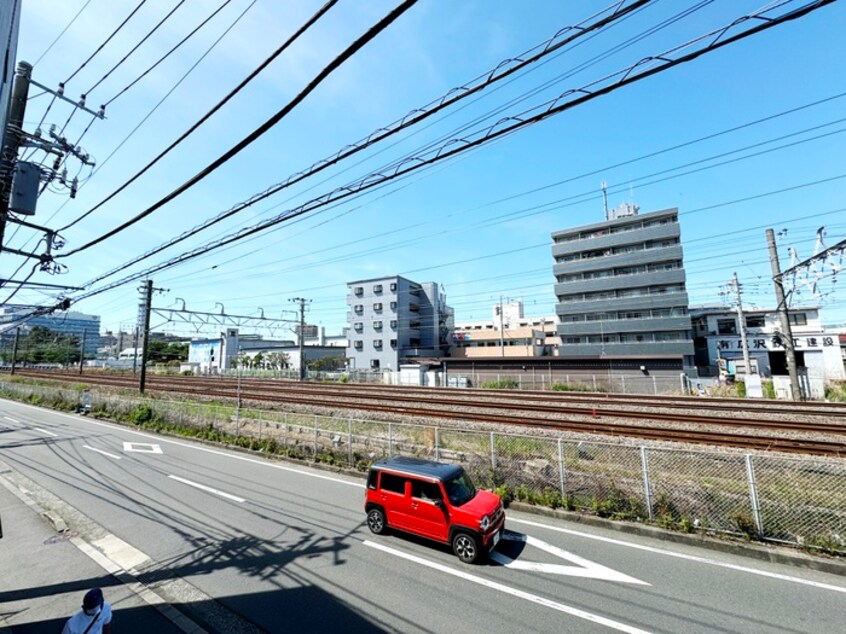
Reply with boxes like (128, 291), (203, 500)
(363, 540), (652, 634)
(34, 427), (58, 437)
(4, 416), (19, 423)
(508, 517), (846, 594)
(167, 475), (246, 503)
(83, 445), (122, 460)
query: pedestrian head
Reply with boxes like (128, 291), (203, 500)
(82, 588), (104, 615)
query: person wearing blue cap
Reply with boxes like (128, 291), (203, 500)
(62, 587), (112, 634)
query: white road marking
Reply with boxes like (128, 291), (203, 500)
(508, 517), (846, 594)
(83, 445), (121, 460)
(4, 416), (19, 423)
(92, 534), (151, 571)
(34, 427), (58, 437)
(490, 532), (648, 585)
(6, 399), (844, 595)
(168, 475), (246, 503)
(363, 540), (652, 634)
(123, 441), (162, 454)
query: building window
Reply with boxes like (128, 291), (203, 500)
(390, 339), (397, 349)
(390, 282), (397, 292)
(717, 318), (737, 335)
(746, 315), (766, 328)
(373, 339), (383, 349)
(354, 340), (363, 350)
(373, 284), (383, 293)
(373, 321), (383, 330)
(390, 320), (398, 329)
(354, 322), (363, 332)
(788, 313), (807, 326)
(354, 287), (364, 296)
(373, 302), (383, 312)
(371, 359), (380, 369)
(390, 301), (397, 310)
(354, 304), (364, 314)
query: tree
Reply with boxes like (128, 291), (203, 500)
(266, 352), (290, 370)
(310, 355), (344, 371)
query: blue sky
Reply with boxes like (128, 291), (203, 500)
(7, 0), (845, 337)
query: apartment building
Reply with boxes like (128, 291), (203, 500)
(0, 304), (101, 357)
(347, 276), (453, 370)
(551, 205), (694, 366)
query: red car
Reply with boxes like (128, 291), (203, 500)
(364, 456), (505, 563)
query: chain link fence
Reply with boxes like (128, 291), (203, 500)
(1, 380), (843, 554)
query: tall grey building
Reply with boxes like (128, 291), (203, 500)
(551, 206), (694, 365)
(347, 276), (453, 370)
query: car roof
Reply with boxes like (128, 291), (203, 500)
(371, 456), (462, 481)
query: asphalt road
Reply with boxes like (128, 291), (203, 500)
(1, 397), (844, 633)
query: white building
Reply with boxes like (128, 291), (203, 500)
(691, 306), (845, 382)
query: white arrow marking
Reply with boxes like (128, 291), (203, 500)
(122, 442), (162, 454)
(34, 427), (58, 437)
(490, 532), (649, 585)
(364, 540), (651, 634)
(168, 475), (245, 503)
(83, 445), (121, 460)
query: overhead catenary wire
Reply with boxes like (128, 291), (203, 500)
(32, 0), (93, 67)
(56, 0), (419, 254)
(62, 0), (837, 300)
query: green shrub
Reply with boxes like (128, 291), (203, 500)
(735, 381), (747, 398)
(763, 380), (776, 399)
(551, 382), (605, 393)
(824, 382), (846, 402)
(480, 379), (519, 389)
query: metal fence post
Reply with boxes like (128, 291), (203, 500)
(593, 375), (597, 391)
(314, 415), (319, 458)
(557, 438), (565, 497)
(621, 375), (626, 394)
(745, 454), (764, 537)
(640, 446), (654, 520)
(435, 426), (440, 461)
(490, 432), (497, 472)
(652, 376), (657, 395)
(388, 422), (393, 456)
(348, 419), (354, 467)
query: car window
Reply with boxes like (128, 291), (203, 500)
(411, 480), (442, 501)
(367, 469), (378, 490)
(379, 472), (406, 494)
(444, 470), (477, 506)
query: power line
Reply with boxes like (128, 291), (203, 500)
(63, 0), (148, 85)
(11, 0), (259, 250)
(56, 0), (647, 246)
(58, 0), (419, 255)
(33, 0), (93, 67)
(60, 1), (837, 305)
(84, 0), (187, 97)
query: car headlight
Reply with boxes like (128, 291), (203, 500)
(479, 515), (490, 531)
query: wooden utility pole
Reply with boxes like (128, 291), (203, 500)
(731, 272), (753, 376)
(10, 327), (19, 375)
(78, 330), (86, 375)
(766, 228), (802, 400)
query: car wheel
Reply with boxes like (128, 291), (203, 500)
(367, 508), (387, 535)
(452, 532), (481, 564)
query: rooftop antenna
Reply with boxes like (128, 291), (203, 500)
(601, 181), (608, 221)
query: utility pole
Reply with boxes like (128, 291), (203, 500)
(132, 326), (139, 373)
(0, 61), (31, 253)
(499, 295), (504, 357)
(78, 330), (86, 375)
(766, 228), (802, 400)
(289, 297), (310, 381)
(137, 280), (167, 393)
(730, 272), (753, 376)
(10, 327), (18, 375)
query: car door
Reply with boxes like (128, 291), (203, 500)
(408, 478), (449, 542)
(378, 472), (410, 530)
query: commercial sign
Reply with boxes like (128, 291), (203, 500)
(715, 335), (836, 352)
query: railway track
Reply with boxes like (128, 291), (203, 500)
(7, 369), (846, 458)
